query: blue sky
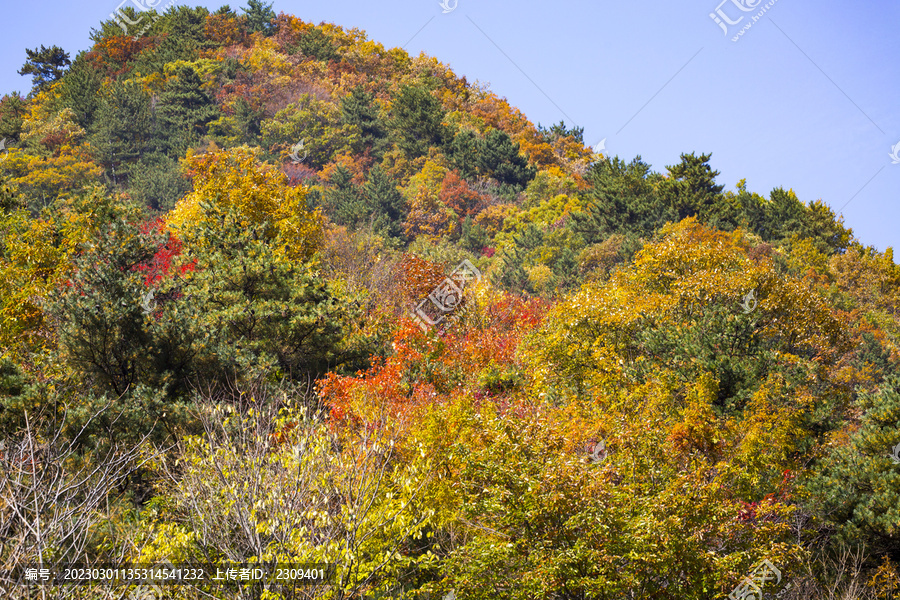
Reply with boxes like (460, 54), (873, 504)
(2, 0), (898, 252)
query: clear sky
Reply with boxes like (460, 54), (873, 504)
(2, 0), (898, 252)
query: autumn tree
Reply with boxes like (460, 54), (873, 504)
(168, 145), (323, 262)
(1, 105), (103, 210)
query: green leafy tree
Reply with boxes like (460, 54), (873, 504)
(324, 165), (368, 230)
(447, 128), (480, 180)
(476, 128), (536, 189)
(241, 0), (276, 35)
(18, 45), (71, 93)
(804, 375), (900, 560)
(390, 84), (447, 158)
(0, 94), (26, 142)
(363, 165), (407, 242)
(155, 65), (220, 155)
(178, 203), (367, 384)
(341, 86), (387, 156)
(660, 152), (725, 221)
(90, 80), (155, 184)
(294, 27), (339, 62)
(58, 52), (102, 130)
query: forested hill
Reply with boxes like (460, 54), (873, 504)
(1, 2), (900, 598)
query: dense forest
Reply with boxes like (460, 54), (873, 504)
(0, 1), (899, 599)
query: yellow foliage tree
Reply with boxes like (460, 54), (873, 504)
(402, 157), (455, 239)
(167, 145), (322, 261)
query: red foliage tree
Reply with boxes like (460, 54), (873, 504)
(438, 170), (489, 219)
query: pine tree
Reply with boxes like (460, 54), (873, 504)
(180, 203), (364, 383)
(294, 28), (338, 62)
(18, 45), (71, 93)
(476, 128), (536, 189)
(341, 86), (387, 156)
(805, 375), (900, 557)
(571, 156), (674, 246)
(363, 165), (407, 241)
(537, 120), (584, 144)
(0, 94), (26, 142)
(164, 5), (211, 49)
(155, 66), (219, 155)
(242, 0), (276, 35)
(447, 128), (480, 180)
(127, 152), (190, 211)
(390, 84), (447, 158)
(459, 217), (489, 253)
(48, 190), (195, 401)
(660, 152), (725, 221)
(496, 224), (545, 293)
(58, 52), (102, 130)
(324, 166), (368, 229)
(90, 80), (155, 185)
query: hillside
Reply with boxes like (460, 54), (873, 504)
(1, 2), (899, 599)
